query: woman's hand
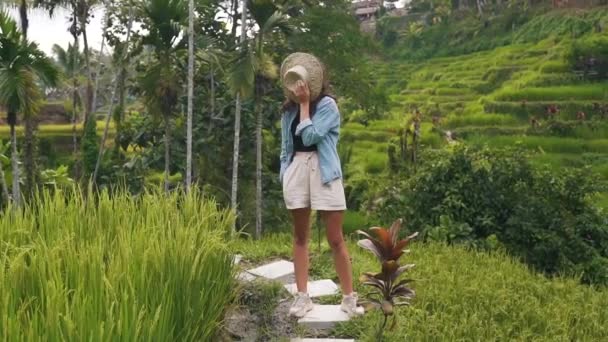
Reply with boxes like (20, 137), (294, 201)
(294, 80), (310, 105)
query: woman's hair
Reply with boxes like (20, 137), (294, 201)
(281, 62), (336, 114)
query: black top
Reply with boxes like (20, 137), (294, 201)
(291, 109), (318, 152)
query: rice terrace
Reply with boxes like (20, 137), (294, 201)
(1, 0), (607, 341)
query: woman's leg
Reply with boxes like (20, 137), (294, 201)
(322, 210), (353, 295)
(292, 208), (311, 293)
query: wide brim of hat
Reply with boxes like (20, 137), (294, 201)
(281, 53), (323, 103)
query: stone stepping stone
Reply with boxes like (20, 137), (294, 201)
(297, 305), (350, 330)
(237, 271), (257, 282)
(291, 339), (355, 342)
(284, 279), (339, 298)
(247, 260), (295, 283)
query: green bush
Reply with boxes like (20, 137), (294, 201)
(539, 61), (570, 74)
(0, 188), (236, 340)
(566, 34), (608, 80)
(375, 146), (608, 285)
(342, 210), (370, 237)
(364, 152), (387, 174)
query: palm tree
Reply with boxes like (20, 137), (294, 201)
(53, 43), (83, 157)
(186, 0), (194, 191)
(230, 0), (247, 229)
(0, 11), (59, 207)
(71, 0), (98, 124)
(35, 0), (100, 122)
(139, 0), (188, 192)
(6, 0), (40, 196)
(229, 0), (292, 238)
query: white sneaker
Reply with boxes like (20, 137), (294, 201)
(289, 292), (314, 318)
(340, 292), (365, 317)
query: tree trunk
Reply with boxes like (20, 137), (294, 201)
(476, 0), (483, 17)
(230, 0), (238, 39)
(230, 0), (248, 230)
(93, 11), (133, 183)
(207, 68), (215, 135)
(92, 76), (117, 182)
(8, 114), (21, 208)
(186, 0), (195, 191)
(0, 164), (10, 207)
(72, 71), (80, 158)
(71, 13), (80, 162)
(114, 68), (126, 154)
(18, 0), (31, 198)
(164, 116), (171, 193)
(81, 21), (94, 125)
(255, 100), (263, 239)
(412, 121), (420, 166)
(23, 114), (36, 196)
(19, 0), (29, 38)
(90, 30), (106, 114)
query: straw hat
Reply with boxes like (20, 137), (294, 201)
(280, 52), (324, 103)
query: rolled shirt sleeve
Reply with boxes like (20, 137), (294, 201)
(294, 97), (340, 146)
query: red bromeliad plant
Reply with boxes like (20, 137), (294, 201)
(357, 219), (418, 340)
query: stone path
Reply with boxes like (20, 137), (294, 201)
(236, 256), (359, 341)
(284, 279), (339, 298)
(291, 339), (355, 342)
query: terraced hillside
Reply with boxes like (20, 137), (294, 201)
(342, 36), (608, 208)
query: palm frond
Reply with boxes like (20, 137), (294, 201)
(227, 47), (256, 98)
(248, 0), (278, 27)
(261, 11), (294, 36)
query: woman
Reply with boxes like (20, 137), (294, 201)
(279, 53), (363, 318)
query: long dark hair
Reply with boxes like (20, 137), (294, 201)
(281, 62), (336, 115)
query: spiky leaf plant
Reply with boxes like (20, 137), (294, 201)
(357, 219), (418, 341)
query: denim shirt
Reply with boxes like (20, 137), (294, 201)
(280, 96), (343, 185)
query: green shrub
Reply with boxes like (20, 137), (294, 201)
(566, 34), (608, 80)
(343, 210), (370, 237)
(0, 188), (236, 340)
(476, 67), (517, 94)
(364, 152), (387, 174)
(539, 61), (570, 74)
(375, 146), (608, 285)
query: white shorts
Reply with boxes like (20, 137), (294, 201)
(282, 152), (347, 211)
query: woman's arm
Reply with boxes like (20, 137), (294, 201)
(295, 97), (340, 146)
(279, 115), (288, 181)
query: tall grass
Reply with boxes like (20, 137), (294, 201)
(236, 236), (608, 340)
(337, 243), (608, 341)
(0, 188), (236, 341)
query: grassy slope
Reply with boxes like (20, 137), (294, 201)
(342, 9), (608, 206)
(235, 234), (608, 340)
